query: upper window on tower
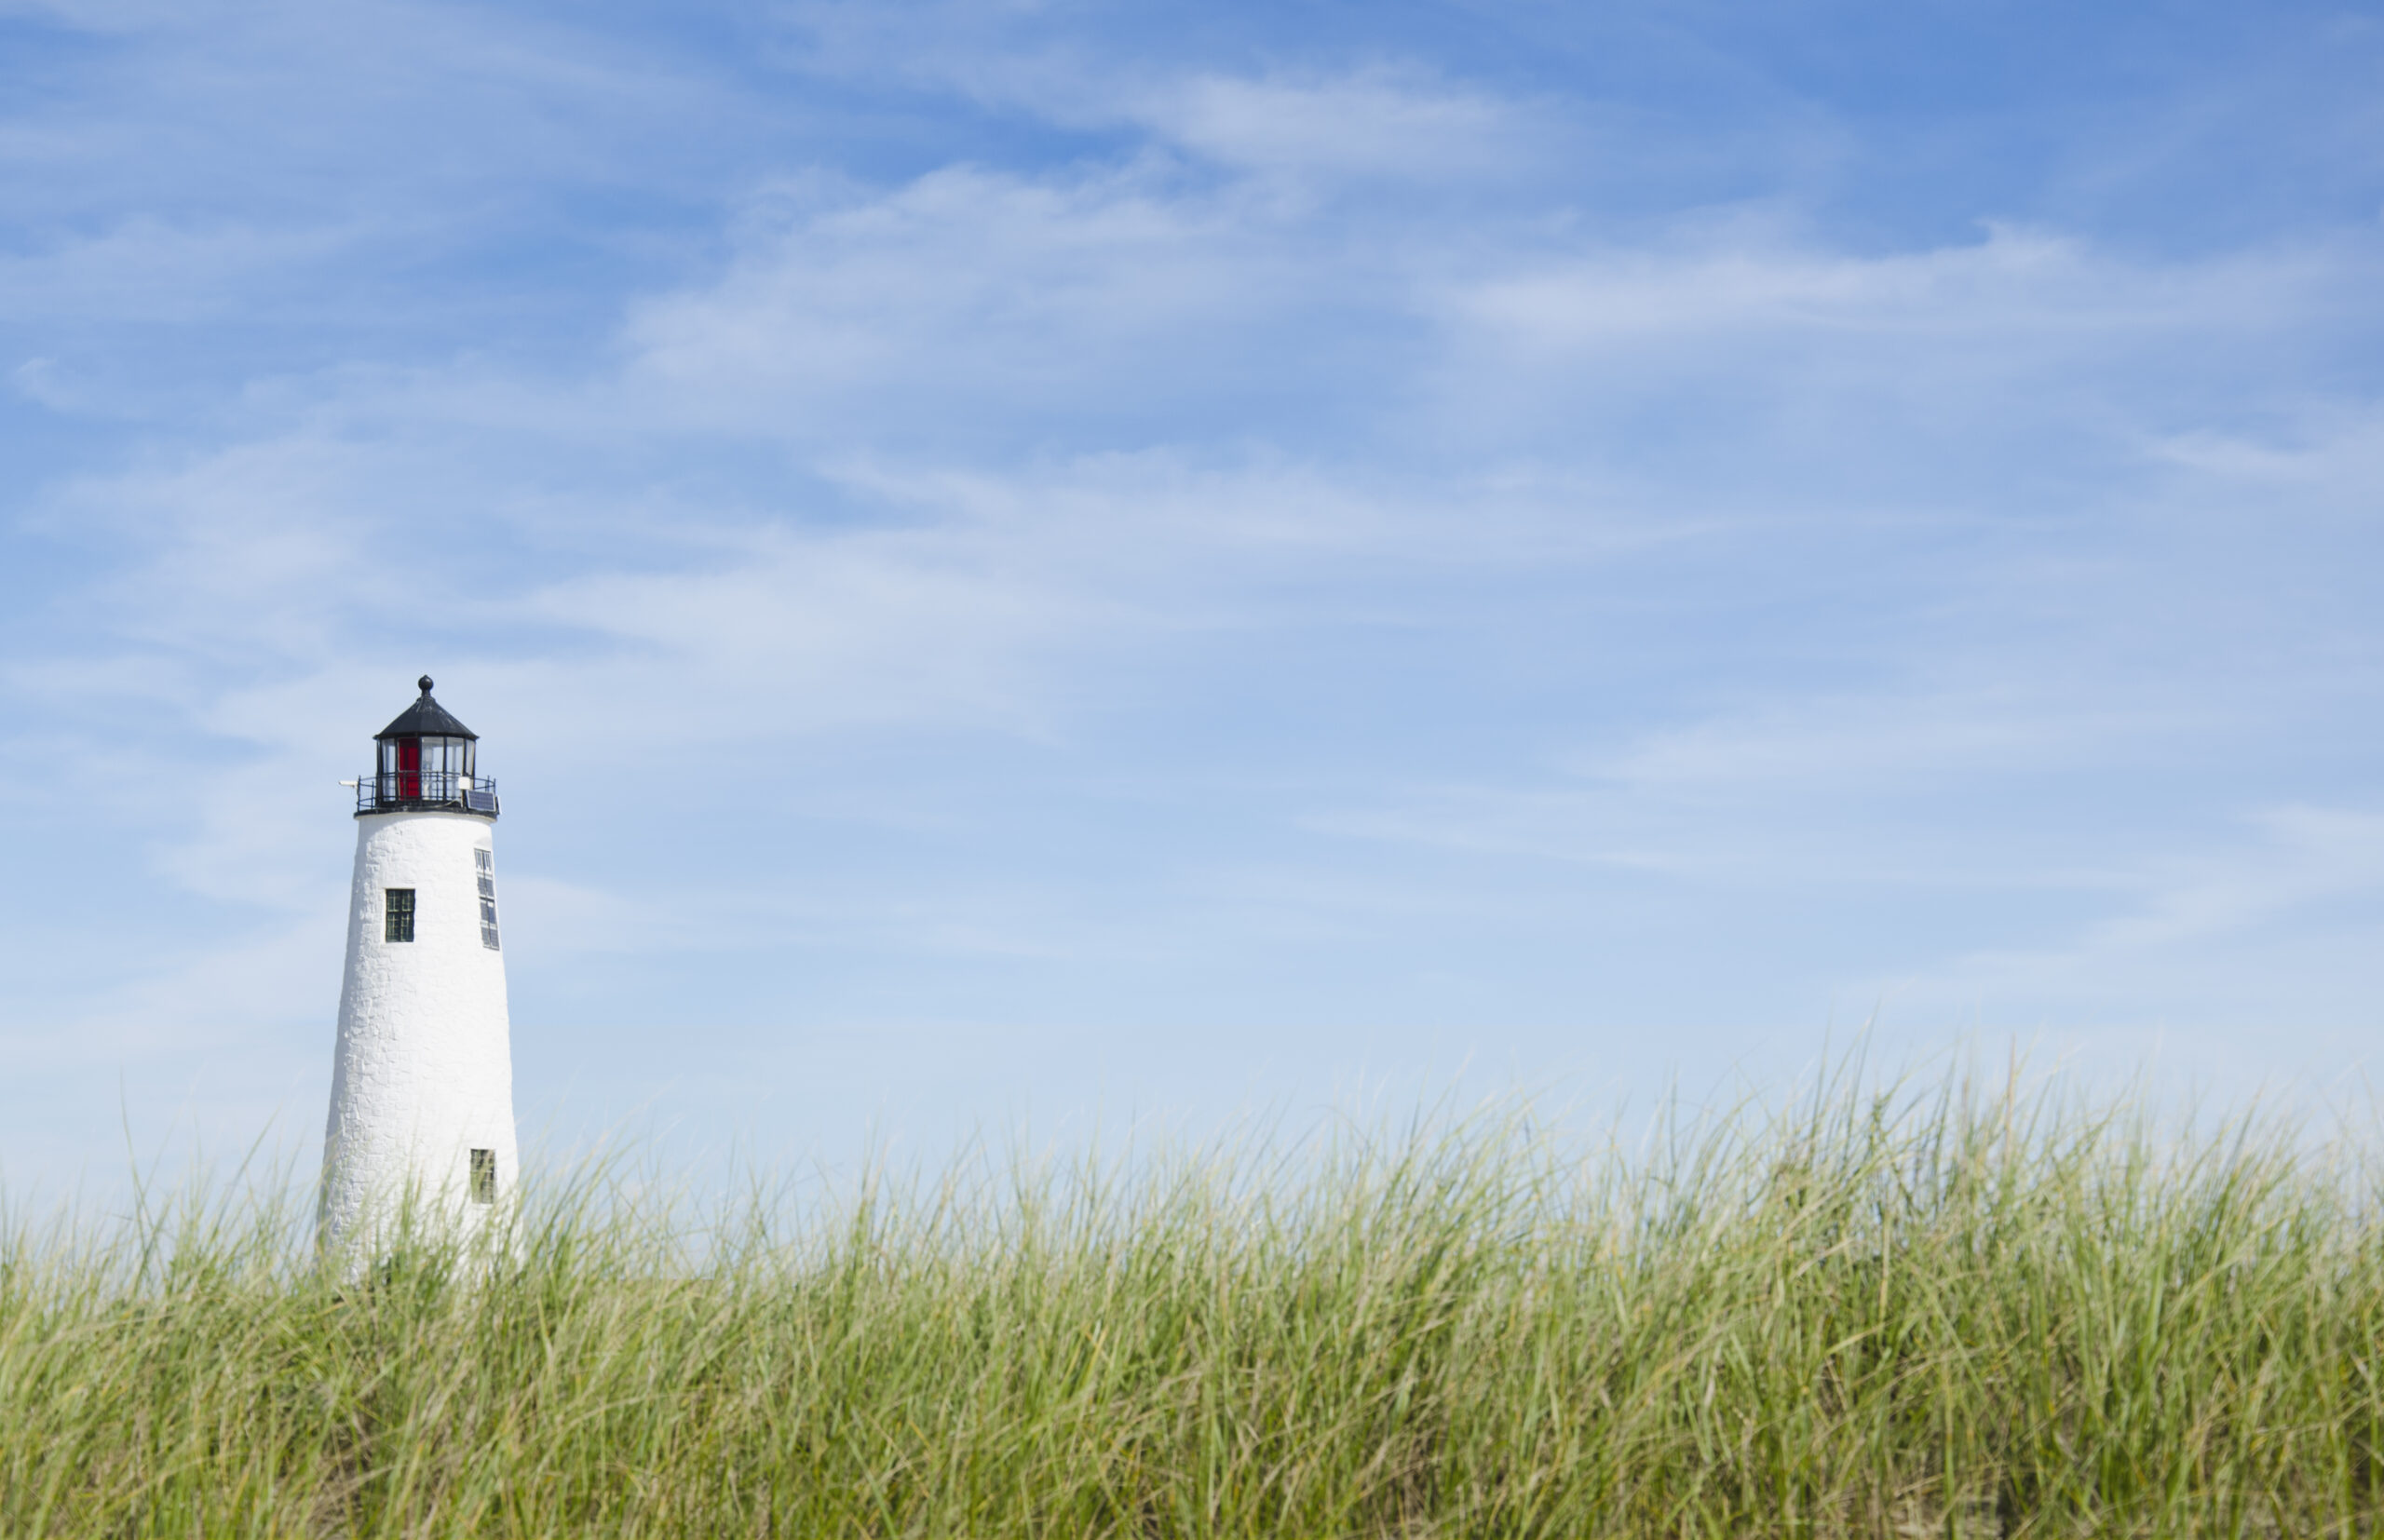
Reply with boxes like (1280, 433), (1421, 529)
(385, 888), (416, 943)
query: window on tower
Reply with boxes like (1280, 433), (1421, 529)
(475, 848), (500, 951)
(385, 888), (416, 943)
(470, 1148), (496, 1204)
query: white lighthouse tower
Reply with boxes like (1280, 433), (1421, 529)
(318, 676), (519, 1256)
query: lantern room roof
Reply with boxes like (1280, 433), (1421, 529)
(375, 676), (479, 740)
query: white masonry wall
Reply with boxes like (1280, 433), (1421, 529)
(319, 809), (519, 1257)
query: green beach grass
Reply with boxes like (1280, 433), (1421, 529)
(4, 1060), (2380, 1537)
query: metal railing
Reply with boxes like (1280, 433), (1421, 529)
(356, 771), (500, 816)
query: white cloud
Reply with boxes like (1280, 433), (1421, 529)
(10, 357), (72, 410)
(1577, 686), (2202, 795)
(0, 217), (367, 327)
(616, 161), (1312, 436)
(2020, 806), (2384, 957)
(512, 523), (1080, 742)
(1443, 222), (2355, 376)
(1140, 68), (1555, 182)
(775, 7), (1562, 182)
(1869, 805), (2384, 1024)
(2148, 405), (2384, 507)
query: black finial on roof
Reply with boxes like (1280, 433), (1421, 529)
(377, 677), (477, 740)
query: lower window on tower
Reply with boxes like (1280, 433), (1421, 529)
(469, 1148), (496, 1204)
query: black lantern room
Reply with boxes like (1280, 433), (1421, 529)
(360, 676), (499, 816)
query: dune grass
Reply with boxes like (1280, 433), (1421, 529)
(4, 1060), (2382, 1536)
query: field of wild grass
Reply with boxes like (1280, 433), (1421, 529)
(4, 1063), (2382, 1537)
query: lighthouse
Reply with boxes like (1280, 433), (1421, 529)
(318, 676), (519, 1255)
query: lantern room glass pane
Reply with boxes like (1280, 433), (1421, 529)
(411, 736), (468, 799)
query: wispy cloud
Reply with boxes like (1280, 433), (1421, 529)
(618, 162), (1287, 428)
(1865, 805), (2384, 1025)
(1132, 67), (1564, 182)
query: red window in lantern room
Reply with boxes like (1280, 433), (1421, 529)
(396, 736), (421, 799)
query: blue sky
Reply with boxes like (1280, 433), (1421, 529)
(4, 0), (2381, 1195)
